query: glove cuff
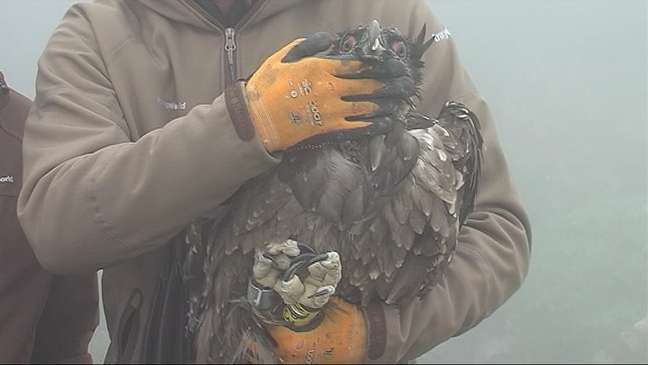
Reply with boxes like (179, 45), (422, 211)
(364, 300), (387, 361)
(224, 81), (257, 142)
(225, 80), (285, 152)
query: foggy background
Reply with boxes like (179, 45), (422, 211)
(1, 0), (646, 363)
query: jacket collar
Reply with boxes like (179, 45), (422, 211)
(136, 0), (306, 30)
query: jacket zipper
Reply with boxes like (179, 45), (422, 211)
(224, 27), (237, 84)
(219, 1), (266, 87)
(183, 0), (266, 87)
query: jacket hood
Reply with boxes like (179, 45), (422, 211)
(136, 0), (306, 30)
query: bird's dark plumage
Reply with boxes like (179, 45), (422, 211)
(183, 20), (484, 363)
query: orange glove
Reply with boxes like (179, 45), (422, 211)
(266, 297), (367, 364)
(247, 241), (367, 363)
(225, 33), (415, 152)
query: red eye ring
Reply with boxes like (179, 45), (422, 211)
(341, 36), (357, 53)
(391, 40), (407, 58)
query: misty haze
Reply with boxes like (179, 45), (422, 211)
(1, 0), (646, 363)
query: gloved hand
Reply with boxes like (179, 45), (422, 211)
(248, 240), (367, 364)
(266, 296), (367, 364)
(225, 32), (416, 152)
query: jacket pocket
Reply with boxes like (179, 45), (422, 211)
(116, 288), (143, 363)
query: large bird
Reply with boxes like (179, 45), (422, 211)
(180, 20), (483, 363)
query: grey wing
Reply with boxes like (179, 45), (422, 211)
(194, 150), (367, 360)
(435, 101), (484, 225)
(348, 102), (483, 307)
(193, 170), (300, 362)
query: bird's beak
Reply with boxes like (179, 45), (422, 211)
(364, 19), (385, 57)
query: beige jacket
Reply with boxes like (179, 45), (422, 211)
(18, 0), (531, 363)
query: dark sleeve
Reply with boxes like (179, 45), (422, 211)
(30, 274), (100, 364)
(0, 77), (100, 364)
(0, 82), (52, 364)
(0, 197), (52, 364)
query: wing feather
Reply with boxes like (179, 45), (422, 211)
(191, 23), (484, 362)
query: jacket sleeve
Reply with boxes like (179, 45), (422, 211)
(0, 81), (99, 364)
(17, 4), (280, 275)
(30, 274), (99, 364)
(364, 2), (532, 363)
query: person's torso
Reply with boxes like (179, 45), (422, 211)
(74, 0), (456, 362)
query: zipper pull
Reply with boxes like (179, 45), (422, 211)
(224, 27), (237, 82)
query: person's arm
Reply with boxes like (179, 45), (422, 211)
(30, 274), (99, 364)
(17, 6), (280, 275)
(18, 5), (413, 276)
(0, 76), (48, 364)
(364, 3), (531, 362)
(265, 77), (532, 365)
(369, 98), (531, 363)
(257, 2), (531, 363)
(1, 73), (99, 364)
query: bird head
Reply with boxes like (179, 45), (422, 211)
(332, 19), (435, 63)
(331, 20), (436, 90)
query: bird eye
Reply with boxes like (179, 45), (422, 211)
(340, 36), (357, 53)
(391, 40), (408, 58)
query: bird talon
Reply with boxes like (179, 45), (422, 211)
(308, 285), (336, 298)
(281, 251), (331, 281)
(281, 258), (310, 282)
(307, 253), (331, 266)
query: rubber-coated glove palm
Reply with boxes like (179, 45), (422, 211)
(266, 297), (367, 364)
(226, 32), (416, 152)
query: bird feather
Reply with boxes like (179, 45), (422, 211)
(186, 21), (483, 363)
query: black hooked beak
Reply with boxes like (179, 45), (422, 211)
(362, 19), (385, 58)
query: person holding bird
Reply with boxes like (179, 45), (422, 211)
(18, 0), (531, 363)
